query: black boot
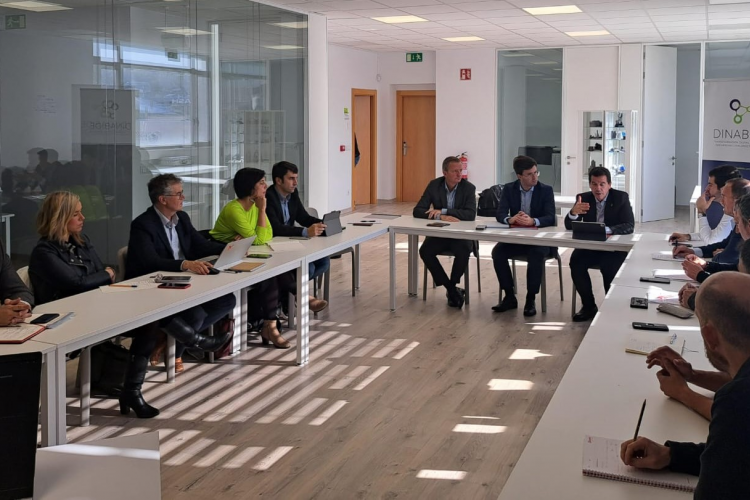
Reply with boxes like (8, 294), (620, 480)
(162, 317), (231, 352)
(119, 354), (160, 418)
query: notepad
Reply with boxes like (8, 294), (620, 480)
(582, 436), (697, 492)
(229, 262), (266, 273)
(625, 332), (683, 356)
(646, 289), (680, 304)
(268, 240), (304, 252)
(0, 323), (45, 344)
(654, 269), (693, 282)
(25, 312), (74, 330)
(652, 251), (685, 262)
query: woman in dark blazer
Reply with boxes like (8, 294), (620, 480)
(29, 191), (115, 303)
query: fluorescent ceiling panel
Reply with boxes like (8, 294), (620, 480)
(501, 52), (534, 57)
(159, 27), (212, 36)
(709, 0), (750, 4)
(565, 29), (610, 36)
(268, 21), (308, 29)
(530, 60), (559, 65)
(442, 35), (485, 41)
(523, 5), (582, 15)
(371, 15), (429, 23)
(0, 1), (70, 11)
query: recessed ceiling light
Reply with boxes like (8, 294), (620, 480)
(565, 30), (610, 37)
(158, 27), (212, 36)
(371, 15), (428, 24)
(442, 36), (485, 42)
(268, 21), (308, 29)
(263, 45), (304, 50)
(530, 61), (558, 65)
(523, 5), (582, 15)
(0, 1), (70, 11)
(502, 52), (533, 57)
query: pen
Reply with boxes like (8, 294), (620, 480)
(110, 284), (137, 288)
(289, 236), (310, 240)
(633, 399), (647, 441)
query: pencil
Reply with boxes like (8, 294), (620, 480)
(110, 284), (137, 288)
(633, 399), (647, 441)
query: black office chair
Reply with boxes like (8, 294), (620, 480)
(422, 240), (482, 305)
(510, 249), (564, 313)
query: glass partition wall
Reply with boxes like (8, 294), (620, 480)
(0, 0), (307, 267)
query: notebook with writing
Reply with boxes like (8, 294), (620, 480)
(0, 324), (45, 344)
(582, 436), (697, 492)
(625, 332), (684, 356)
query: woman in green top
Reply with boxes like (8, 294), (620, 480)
(211, 168), (291, 348)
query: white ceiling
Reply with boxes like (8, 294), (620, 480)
(267, 0), (750, 51)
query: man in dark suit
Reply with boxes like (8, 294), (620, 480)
(266, 161), (330, 282)
(491, 156), (556, 317)
(0, 240), (33, 326)
(565, 166), (634, 321)
(621, 272), (750, 500)
(126, 174), (234, 362)
(413, 156), (476, 309)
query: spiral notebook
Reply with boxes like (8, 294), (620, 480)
(582, 436), (697, 492)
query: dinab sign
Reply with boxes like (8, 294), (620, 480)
(704, 79), (750, 162)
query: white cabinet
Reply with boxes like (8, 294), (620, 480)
(581, 110), (638, 194)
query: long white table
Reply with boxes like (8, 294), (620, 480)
(498, 237), (710, 498)
(388, 216), (648, 311)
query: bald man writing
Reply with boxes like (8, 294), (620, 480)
(620, 272), (750, 499)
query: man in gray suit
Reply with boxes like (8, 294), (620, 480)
(0, 240), (33, 326)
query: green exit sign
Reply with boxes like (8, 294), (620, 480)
(406, 52), (423, 63)
(5, 14), (26, 30)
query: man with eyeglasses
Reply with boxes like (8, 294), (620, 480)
(566, 166), (634, 322)
(491, 156), (556, 317)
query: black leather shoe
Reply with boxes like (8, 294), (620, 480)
(196, 331), (232, 352)
(119, 389), (160, 418)
(492, 296), (518, 313)
(523, 300), (537, 317)
(573, 306), (598, 322)
(446, 287), (465, 309)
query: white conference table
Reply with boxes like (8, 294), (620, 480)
(499, 245), (711, 498)
(0, 339), (58, 446)
(387, 216), (650, 311)
(613, 237), (694, 293)
(31, 213), (389, 445)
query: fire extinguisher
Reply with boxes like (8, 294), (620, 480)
(458, 152), (468, 180)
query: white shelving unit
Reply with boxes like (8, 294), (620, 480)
(581, 110), (637, 194)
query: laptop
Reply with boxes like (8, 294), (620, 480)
(571, 221), (607, 242)
(0, 352), (42, 500)
(207, 236), (256, 269)
(322, 211), (343, 236)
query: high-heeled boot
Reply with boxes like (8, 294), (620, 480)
(260, 320), (290, 349)
(162, 317), (231, 352)
(119, 354), (160, 418)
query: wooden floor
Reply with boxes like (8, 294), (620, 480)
(64, 203), (687, 499)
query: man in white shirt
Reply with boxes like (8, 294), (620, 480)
(670, 165), (741, 245)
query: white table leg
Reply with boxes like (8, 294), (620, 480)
(166, 336), (176, 383)
(240, 287), (249, 351)
(231, 289), (242, 354)
(79, 347), (91, 426)
(296, 259), (310, 366)
(390, 230), (397, 311)
(354, 244), (360, 290)
(55, 348), (67, 445)
(408, 234), (419, 296)
(40, 351), (57, 447)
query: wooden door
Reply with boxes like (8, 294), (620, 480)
(398, 91), (436, 202)
(353, 95), (372, 204)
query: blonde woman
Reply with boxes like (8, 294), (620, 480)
(29, 191), (115, 304)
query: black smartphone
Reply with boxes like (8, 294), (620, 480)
(352, 223), (373, 227)
(640, 276), (671, 284)
(632, 322), (669, 332)
(156, 275), (191, 283)
(476, 224), (487, 231)
(247, 253), (272, 259)
(158, 283), (191, 289)
(426, 222), (449, 227)
(30, 313), (59, 324)
(630, 297), (648, 309)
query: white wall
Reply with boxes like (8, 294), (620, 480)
(675, 46), (701, 206)
(326, 45), (378, 211)
(306, 13), (329, 213)
(376, 51), (436, 200)
(436, 48), (497, 193)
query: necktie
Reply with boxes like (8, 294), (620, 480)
(596, 201), (605, 223)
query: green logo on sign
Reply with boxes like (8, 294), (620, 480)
(406, 52), (423, 63)
(5, 14), (26, 30)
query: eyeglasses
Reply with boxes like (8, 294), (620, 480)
(164, 192), (185, 199)
(522, 170), (540, 178)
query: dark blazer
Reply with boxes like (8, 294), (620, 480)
(666, 357), (750, 499)
(413, 177), (476, 221)
(29, 235), (110, 305)
(0, 240), (33, 306)
(564, 189), (634, 235)
(126, 206), (225, 279)
(496, 180), (556, 228)
(266, 186), (320, 237)
(699, 229), (742, 265)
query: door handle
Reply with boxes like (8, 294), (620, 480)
(402, 141), (409, 157)
(566, 155), (576, 159)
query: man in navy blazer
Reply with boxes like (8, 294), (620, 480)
(565, 166), (634, 321)
(413, 156), (477, 309)
(492, 156), (556, 317)
(126, 174), (235, 363)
